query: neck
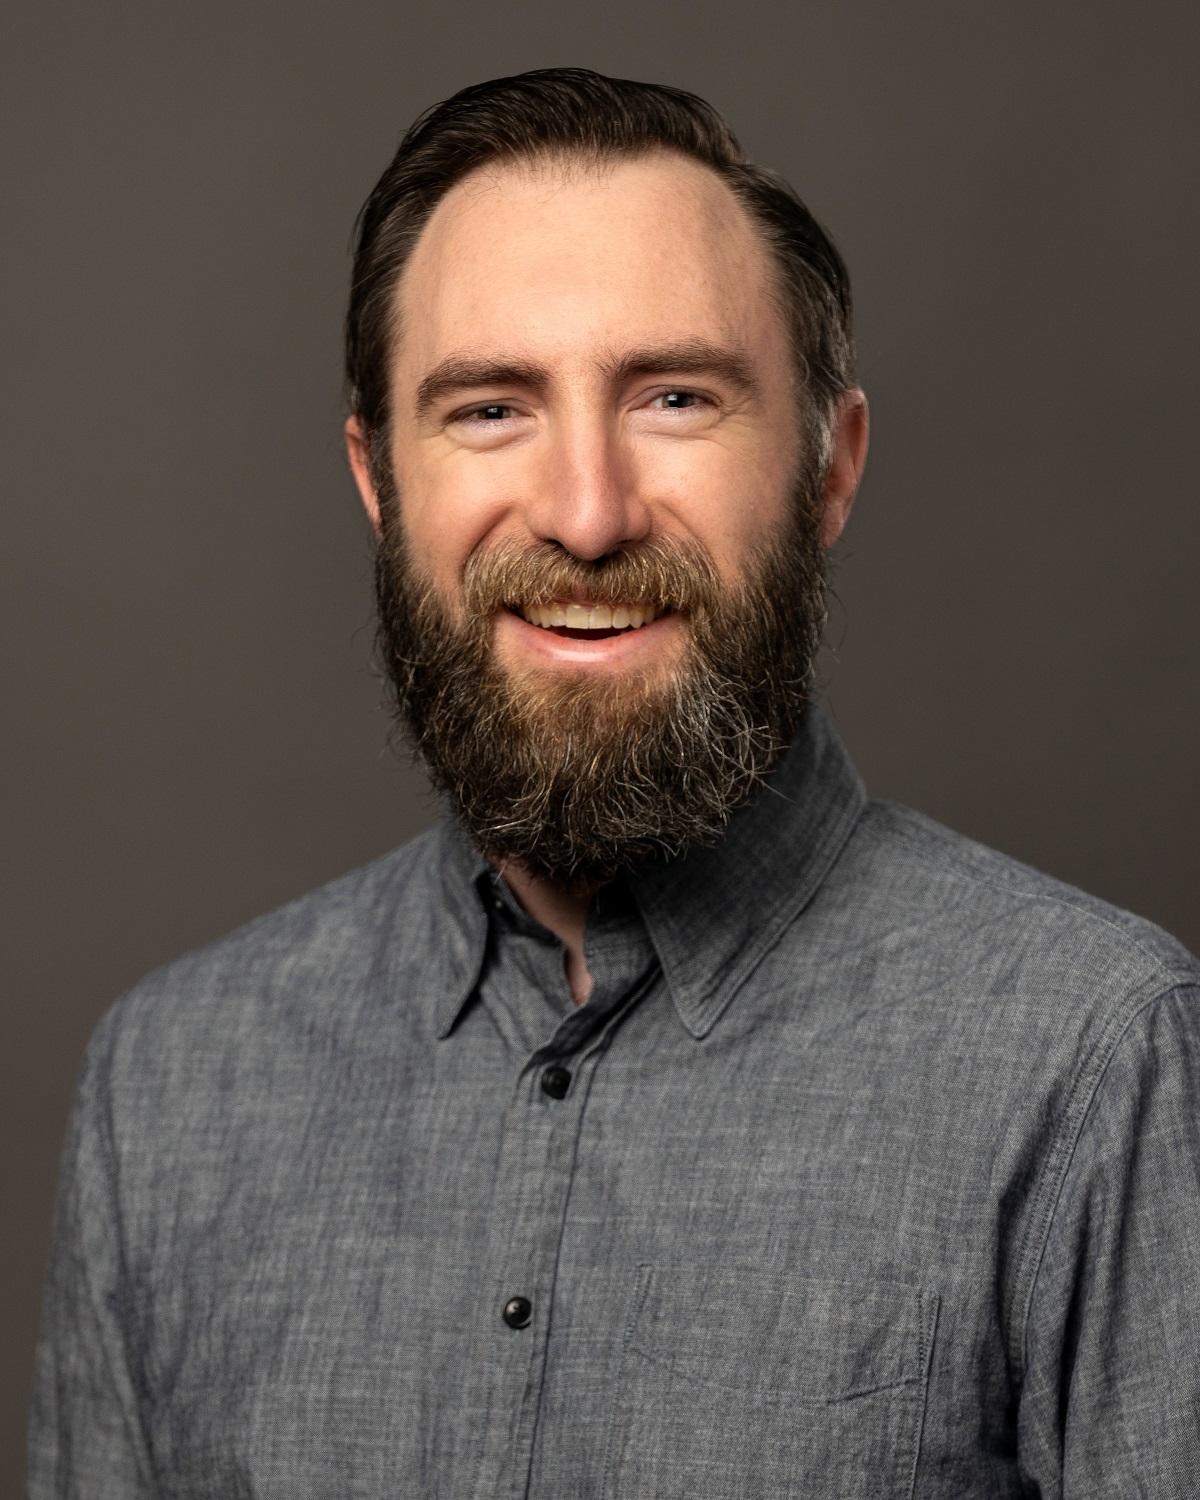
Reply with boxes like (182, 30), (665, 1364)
(495, 861), (600, 1006)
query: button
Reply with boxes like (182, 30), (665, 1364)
(502, 1296), (532, 1329)
(540, 1066), (572, 1100)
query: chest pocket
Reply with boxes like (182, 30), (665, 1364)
(601, 1264), (938, 1500)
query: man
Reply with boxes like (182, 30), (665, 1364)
(29, 67), (1200, 1497)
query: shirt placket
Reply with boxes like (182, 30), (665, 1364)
(467, 903), (657, 1500)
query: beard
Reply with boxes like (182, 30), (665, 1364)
(372, 464), (829, 892)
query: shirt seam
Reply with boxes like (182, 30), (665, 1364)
(1013, 978), (1197, 1385)
(83, 1019), (158, 1492)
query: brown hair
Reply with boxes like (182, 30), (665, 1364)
(345, 67), (854, 467)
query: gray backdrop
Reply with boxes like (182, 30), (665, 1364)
(4, 0), (1198, 1483)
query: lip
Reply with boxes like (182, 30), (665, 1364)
(494, 607), (685, 670)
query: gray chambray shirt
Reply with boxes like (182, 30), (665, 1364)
(28, 705), (1200, 1497)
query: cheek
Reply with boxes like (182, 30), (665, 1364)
(393, 456), (513, 593)
(650, 443), (794, 583)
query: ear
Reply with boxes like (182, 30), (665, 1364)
(344, 415), (384, 538)
(819, 388), (869, 548)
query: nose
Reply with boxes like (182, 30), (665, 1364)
(521, 412), (652, 561)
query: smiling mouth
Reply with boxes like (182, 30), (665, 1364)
(507, 600), (672, 640)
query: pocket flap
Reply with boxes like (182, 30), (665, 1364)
(625, 1264), (938, 1403)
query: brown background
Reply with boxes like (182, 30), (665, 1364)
(4, 0), (1198, 1483)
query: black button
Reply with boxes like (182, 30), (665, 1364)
(502, 1296), (532, 1329)
(540, 1066), (572, 1100)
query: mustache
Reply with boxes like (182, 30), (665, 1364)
(460, 534), (725, 618)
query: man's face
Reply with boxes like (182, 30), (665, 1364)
(347, 150), (865, 887)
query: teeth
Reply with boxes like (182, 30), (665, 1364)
(519, 601), (663, 631)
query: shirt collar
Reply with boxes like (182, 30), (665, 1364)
(429, 702), (865, 1041)
(628, 702), (865, 1037)
(429, 818), (492, 1039)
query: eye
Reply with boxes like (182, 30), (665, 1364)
(456, 403), (517, 424)
(649, 389), (713, 413)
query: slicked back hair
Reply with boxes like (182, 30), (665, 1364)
(345, 67), (855, 476)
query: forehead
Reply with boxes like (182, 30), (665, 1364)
(391, 151), (785, 371)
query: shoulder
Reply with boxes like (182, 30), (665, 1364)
(817, 799), (1200, 1049)
(84, 824), (451, 1100)
(849, 797), (1196, 981)
(811, 799), (1200, 1335)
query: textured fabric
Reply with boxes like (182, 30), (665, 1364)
(28, 704), (1200, 1498)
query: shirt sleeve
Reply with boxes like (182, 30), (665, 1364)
(27, 1013), (156, 1498)
(1017, 982), (1200, 1498)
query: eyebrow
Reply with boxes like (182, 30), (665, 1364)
(412, 338), (760, 423)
